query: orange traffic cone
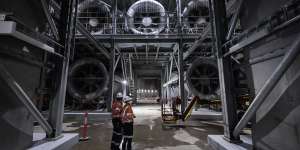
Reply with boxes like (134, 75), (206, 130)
(79, 112), (90, 141)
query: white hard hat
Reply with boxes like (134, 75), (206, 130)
(124, 96), (133, 102)
(116, 92), (123, 98)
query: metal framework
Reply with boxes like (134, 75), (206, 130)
(48, 0), (77, 138)
(211, 0), (300, 143)
(210, 0), (240, 141)
(0, 0), (78, 138)
(233, 34), (300, 137)
(0, 64), (53, 135)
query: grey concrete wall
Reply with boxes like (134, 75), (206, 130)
(251, 54), (300, 150)
(246, 17), (300, 150)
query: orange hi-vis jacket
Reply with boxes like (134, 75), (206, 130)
(112, 100), (123, 118)
(121, 104), (135, 123)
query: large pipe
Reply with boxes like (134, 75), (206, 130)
(67, 58), (109, 102)
(233, 34), (300, 138)
(127, 0), (167, 35)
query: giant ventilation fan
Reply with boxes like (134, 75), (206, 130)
(182, 0), (209, 28)
(77, 0), (111, 34)
(68, 58), (109, 102)
(186, 58), (219, 100)
(127, 0), (167, 35)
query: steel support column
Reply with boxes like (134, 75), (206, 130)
(210, 0), (240, 141)
(107, 0), (117, 112)
(178, 41), (185, 113)
(176, 0), (186, 113)
(48, 0), (76, 138)
(166, 63), (170, 99)
(161, 66), (165, 100)
(107, 48), (115, 112)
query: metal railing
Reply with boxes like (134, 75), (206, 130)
(76, 12), (208, 36)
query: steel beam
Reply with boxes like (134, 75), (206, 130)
(233, 34), (300, 138)
(176, 0), (186, 113)
(161, 67), (165, 99)
(224, 13), (300, 57)
(178, 41), (186, 113)
(76, 22), (110, 59)
(114, 54), (121, 72)
(134, 44), (138, 59)
(129, 54), (133, 80)
(75, 34), (198, 43)
(0, 64), (53, 135)
(168, 55), (173, 81)
(121, 55), (126, 80)
(107, 0), (117, 111)
(107, 48), (115, 112)
(210, 0), (240, 141)
(146, 44), (149, 64)
(155, 44), (160, 61)
(226, 0), (244, 40)
(172, 53), (179, 72)
(41, 0), (59, 40)
(183, 25), (211, 60)
(49, 0), (110, 59)
(48, 0), (76, 138)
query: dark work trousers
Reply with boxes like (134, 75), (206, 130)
(122, 122), (133, 150)
(111, 118), (122, 150)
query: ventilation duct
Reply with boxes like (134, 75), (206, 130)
(127, 0), (167, 35)
(182, 0), (209, 29)
(186, 58), (219, 100)
(77, 0), (111, 34)
(68, 58), (109, 102)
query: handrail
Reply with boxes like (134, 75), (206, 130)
(182, 96), (200, 121)
(233, 34), (300, 138)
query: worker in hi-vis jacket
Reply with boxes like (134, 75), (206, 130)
(121, 96), (135, 150)
(111, 92), (123, 150)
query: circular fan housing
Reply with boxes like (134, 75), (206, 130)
(182, 0), (209, 28)
(127, 0), (167, 35)
(68, 58), (109, 102)
(77, 0), (111, 34)
(186, 58), (219, 100)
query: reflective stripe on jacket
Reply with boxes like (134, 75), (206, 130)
(112, 100), (123, 118)
(121, 104), (134, 123)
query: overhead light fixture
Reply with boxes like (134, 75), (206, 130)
(122, 80), (127, 85)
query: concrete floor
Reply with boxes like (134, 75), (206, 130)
(63, 104), (223, 150)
